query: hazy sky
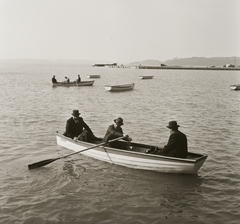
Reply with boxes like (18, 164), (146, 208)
(1, 0), (240, 63)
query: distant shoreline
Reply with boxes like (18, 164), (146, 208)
(135, 65), (240, 71)
(1, 58), (240, 71)
(101, 64), (240, 71)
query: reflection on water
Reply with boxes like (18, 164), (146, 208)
(0, 62), (240, 223)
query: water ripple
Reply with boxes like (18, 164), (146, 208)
(0, 64), (240, 223)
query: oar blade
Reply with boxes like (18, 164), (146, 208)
(27, 136), (125, 169)
(28, 158), (58, 169)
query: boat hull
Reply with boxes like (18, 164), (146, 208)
(139, 76), (154, 79)
(56, 134), (207, 174)
(230, 84), (240, 90)
(52, 81), (94, 87)
(104, 83), (134, 92)
(87, 75), (101, 78)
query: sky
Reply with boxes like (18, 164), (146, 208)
(0, 0), (240, 63)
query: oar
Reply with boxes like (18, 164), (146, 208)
(28, 136), (124, 169)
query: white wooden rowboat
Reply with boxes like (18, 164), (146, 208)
(139, 75), (154, 79)
(104, 83), (134, 92)
(56, 133), (207, 174)
(87, 75), (101, 78)
(52, 80), (94, 87)
(230, 84), (240, 90)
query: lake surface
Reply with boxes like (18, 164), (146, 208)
(0, 61), (240, 224)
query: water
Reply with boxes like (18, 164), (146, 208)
(0, 61), (240, 224)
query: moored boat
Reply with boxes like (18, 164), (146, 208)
(52, 80), (94, 87)
(56, 133), (208, 174)
(230, 84), (240, 90)
(87, 75), (101, 78)
(139, 75), (154, 79)
(104, 83), (134, 92)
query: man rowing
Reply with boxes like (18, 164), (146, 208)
(63, 110), (97, 142)
(102, 117), (132, 150)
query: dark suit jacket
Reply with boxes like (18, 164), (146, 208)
(162, 130), (188, 158)
(102, 124), (128, 149)
(102, 124), (123, 142)
(64, 117), (93, 139)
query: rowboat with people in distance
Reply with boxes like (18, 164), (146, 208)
(52, 80), (94, 87)
(54, 133), (208, 174)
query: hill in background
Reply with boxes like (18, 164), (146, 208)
(1, 57), (240, 67)
(129, 57), (240, 67)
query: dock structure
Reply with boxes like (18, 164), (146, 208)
(93, 63), (117, 67)
(92, 62), (240, 71)
(136, 65), (240, 71)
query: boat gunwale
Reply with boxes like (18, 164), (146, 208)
(52, 80), (94, 87)
(139, 75), (154, 78)
(230, 84), (240, 90)
(54, 80), (94, 84)
(104, 83), (134, 88)
(87, 75), (101, 78)
(56, 133), (207, 164)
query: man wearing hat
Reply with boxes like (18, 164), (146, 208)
(76, 74), (81, 83)
(64, 110), (95, 140)
(52, 75), (57, 83)
(102, 117), (132, 149)
(160, 121), (188, 158)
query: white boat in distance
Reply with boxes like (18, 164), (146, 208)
(139, 75), (154, 79)
(104, 83), (135, 92)
(52, 80), (94, 87)
(56, 133), (208, 174)
(230, 84), (240, 90)
(87, 75), (101, 78)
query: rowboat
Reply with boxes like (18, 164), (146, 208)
(139, 75), (154, 79)
(52, 80), (94, 87)
(87, 75), (101, 78)
(230, 84), (240, 90)
(104, 83), (134, 92)
(56, 133), (208, 174)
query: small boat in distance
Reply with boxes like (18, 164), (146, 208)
(104, 83), (135, 92)
(56, 133), (208, 174)
(230, 84), (240, 90)
(139, 75), (154, 79)
(87, 74), (101, 78)
(52, 80), (94, 87)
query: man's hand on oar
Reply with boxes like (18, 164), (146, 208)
(28, 136), (124, 169)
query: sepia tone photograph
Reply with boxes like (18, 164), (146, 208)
(0, 0), (240, 223)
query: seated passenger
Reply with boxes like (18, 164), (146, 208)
(76, 74), (81, 83)
(102, 117), (132, 150)
(63, 109), (97, 142)
(146, 121), (188, 158)
(63, 76), (70, 83)
(52, 75), (57, 83)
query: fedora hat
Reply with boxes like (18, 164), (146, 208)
(167, 121), (180, 129)
(71, 110), (80, 117)
(114, 117), (124, 125)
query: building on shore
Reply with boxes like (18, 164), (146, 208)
(93, 63), (117, 67)
(223, 64), (235, 68)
